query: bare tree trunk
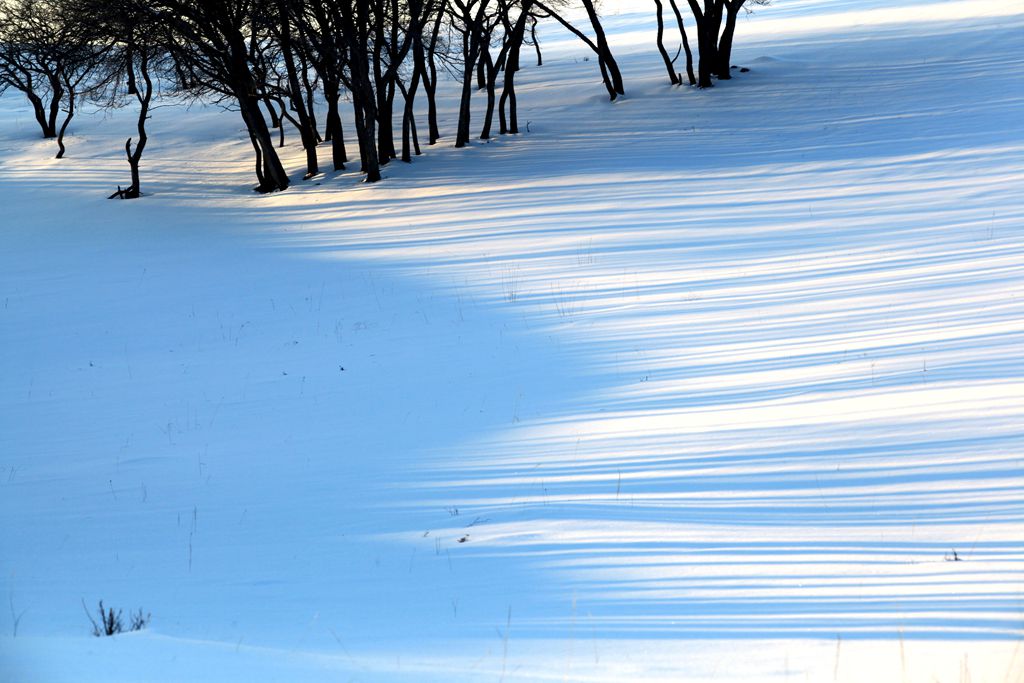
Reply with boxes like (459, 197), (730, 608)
(530, 16), (542, 66)
(263, 95), (282, 129)
(500, 0), (533, 135)
(400, 1), (433, 163)
(372, 0), (401, 164)
(298, 51), (322, 140)
(654, 0), (681, 85)
(352, 95), (381, 182)
(248, 129), (267, 189)
(455, 63), (475, 147)
(25, 87), (56, 138)
(373, 79), (395, 164)
(278, 0), (319, 178)
(579, 0), (624, 97)
(410, 110), (421, 156)
(476, 43), (488, 90)
(380, 79), (397, 162)
(685, 0), (716, 87)
(323, 79), (347, 170)
(338, 0), (382, 182)
(119, 52), (154, 199)
(696, 22), (715, 87)
(479, 46), (497, 139)
(46, 74), (64, 139)
(669, 0), (696, 85)
(424, 3), (445, 144)
(398, 69), (421, 162)
(238, 91), (290, 192)
(266, 96), (296, 147)
(708, 0), (724, 68)
(455, 0), (492, 148)
(534, 2), (617, 100)
(54, 85), (75, 159)
(716, 3), (739, 79)
(274, 100), (287, 146)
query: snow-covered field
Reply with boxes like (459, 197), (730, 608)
(2, 1), (1022, 680)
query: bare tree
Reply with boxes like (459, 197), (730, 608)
(1, 0), (735, 194)
(532, 0), (621, 101)
(90, 0), (172, 198)
(0, 0), (65, 137)
(295, 0), (350, 170)
(54, 2), (112, 158)
(653, 0), (681, 85)
(497, 0), (535, 135)
(0, 0), (108, 156)
(682, 0), (767, 87)
(716, 0), (768, 79)
(449, 0), (491, 147)
(272, 0), (320, 178)
(145, 0), (292, 192)
(668, 0), (696, 85)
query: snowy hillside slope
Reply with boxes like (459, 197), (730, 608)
(1, 0), (1022, 681)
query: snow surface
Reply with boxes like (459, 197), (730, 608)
(2, 0), (1022, 680)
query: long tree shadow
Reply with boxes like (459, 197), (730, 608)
(225, 10), (1024, 646)
(1, 6), (1021, 678)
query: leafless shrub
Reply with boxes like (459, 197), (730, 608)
(83, 599), (149, 637)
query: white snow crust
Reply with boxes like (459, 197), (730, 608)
(2, 1), (1022, 680)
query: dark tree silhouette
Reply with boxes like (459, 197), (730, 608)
(716, 0), (768, 79)
(498, 0), (535, 135)
(654, 0), (681, 85)
(681, 0), (767, 87)
(88, 0), (171, 197)
(451, 0), (493, 147)
(273, 0), (320, 179)
(1, 0), (769, 195)
(533, 1), (621, 101)
(147, 0), (292, 192)
(0, 0), (108, 156)
(0, 0), (67, 138)
(668, 0), (697, 86)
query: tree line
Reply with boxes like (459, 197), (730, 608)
(0, 0), (767, 198)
